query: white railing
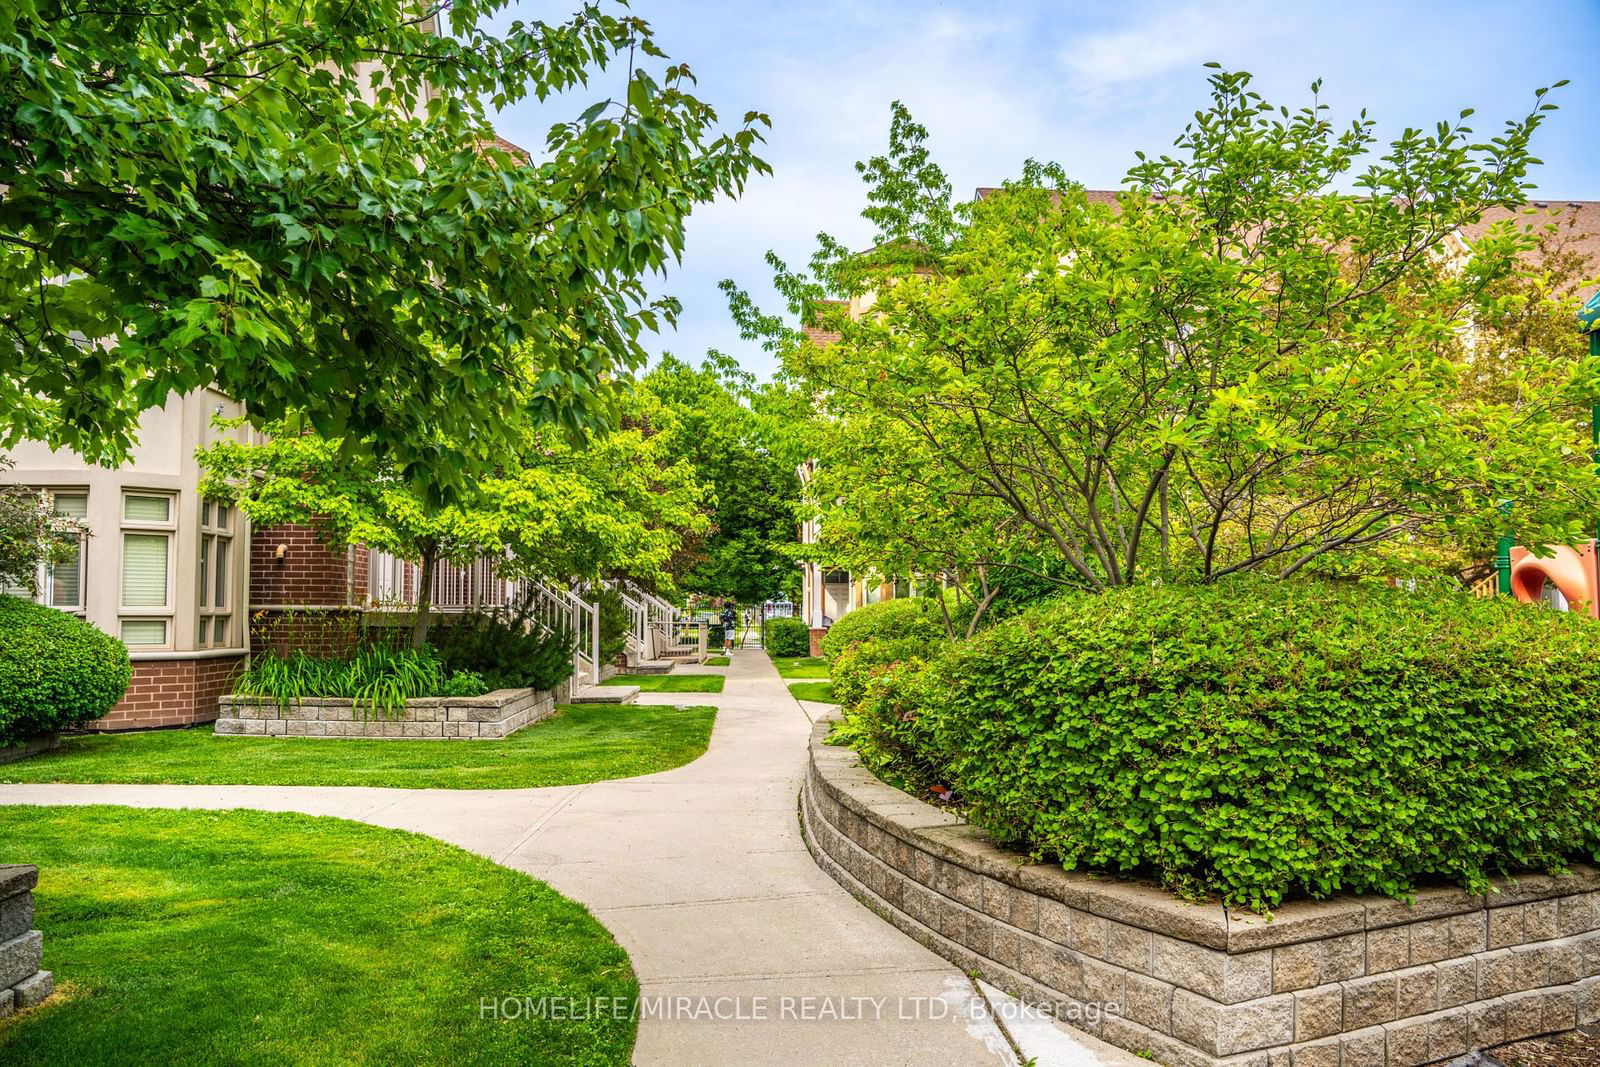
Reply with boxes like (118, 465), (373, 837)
(608, 584), (648, 660)
(606, 577), (683, 662)
(432, 557), (519, 612)
(364, 550), (600, 685)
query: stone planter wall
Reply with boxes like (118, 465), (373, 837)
(0, 865), (53, 1017)
(801, 717), (1600, 1067)
(215, 684), (561, 739)
(0, 734), (59, 765)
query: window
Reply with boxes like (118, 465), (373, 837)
(121, 492), (175, 647)
(1, 490), (88, 611)
(198, 500), (234, 647)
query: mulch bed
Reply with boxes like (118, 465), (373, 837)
(1487, 1025), (1600, 1067)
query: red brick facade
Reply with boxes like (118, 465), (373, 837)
(95, 655), (246, 731)
(247, 523), (372, 657)
(249, 523), (367, 607)
(98, 521), (368, 731)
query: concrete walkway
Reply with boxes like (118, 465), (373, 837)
(0, 651), (1132, 1066)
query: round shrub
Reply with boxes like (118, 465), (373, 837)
(830, 645), (948, 792)
(764, 616), (811, 658)
(832, 635), (946, 709)
(927, 581), (1600, 911)
(0, 594), (131, 745)
(818, 597), (946, 660)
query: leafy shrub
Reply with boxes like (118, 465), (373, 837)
(830, 651), (948, 793)
(764, 616), (810, 657)
(819, 597), (946, 660)
(831, 636), (945, 709)
(436, 671), (489, 698)
(235, 646), (487, 719)
(928, 580), (1600, 910)
(0, 594), (131, 745)
(430, 591), (576, 692)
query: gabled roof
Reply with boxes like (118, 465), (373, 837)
(1458, 200), (1600, 303)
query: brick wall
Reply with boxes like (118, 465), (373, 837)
(93, 655), (246, 730)
(249, 523), (364, 607)
(248, 522), (370, 658)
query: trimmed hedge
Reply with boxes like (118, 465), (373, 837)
(831, 635), (945, 709)
(764, 616), (810, 657)
(0, 594), (131, 745)
(840, 581), (1600, 910)
(818, 597), (946, 660)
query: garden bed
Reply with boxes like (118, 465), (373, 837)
(803, 716), (1600, 1067)
(0, 704), (716, 788)
(215, 685), (562, 739)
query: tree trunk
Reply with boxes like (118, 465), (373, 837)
(411, 546), (437, 650)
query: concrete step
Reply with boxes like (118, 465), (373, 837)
(627, 660), (675, 674)
(570, 685), (638, 704)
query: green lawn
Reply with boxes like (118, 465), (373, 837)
(788, 681), (837, 703)
(601, 673), (725, 693)
(703, 656), (730, 667)
(0, 806), (634, 1066)
(771, 656), (830, 679)
(0, 704), (714, 789)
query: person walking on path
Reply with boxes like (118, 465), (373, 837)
(720, 604), (737, 652)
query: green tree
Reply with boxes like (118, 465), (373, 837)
(1, 0), (768, 491)
(731, 74), (1600, 596)
(641, 353), (801, 604)
(200, 409), (709, 647)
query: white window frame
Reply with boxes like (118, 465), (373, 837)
(2, 488), (88, 614)
(197, 499), (235, 648)
(119, 491), (177, 649)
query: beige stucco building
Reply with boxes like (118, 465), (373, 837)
(2, 390), (253, 726)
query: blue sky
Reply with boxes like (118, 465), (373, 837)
(485, 0), (1600, 379)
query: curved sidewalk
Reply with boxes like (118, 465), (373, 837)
(0, 651), (1065, 1065)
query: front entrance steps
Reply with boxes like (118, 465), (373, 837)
(627, 660), (675, 674)
(570, 685), (638, 704)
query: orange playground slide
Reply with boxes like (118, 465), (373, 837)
(1508, 541), (1600, 617)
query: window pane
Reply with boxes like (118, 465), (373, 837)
(201, 500), (211, 526)
(214, 617), (229, 645)
(214, 541), (228, 608)
(216, 504), (229, 531)
(121, 619), (166, 646)
(198, 536), (211, 608)
(122, 532), (169, 607)
(49, 542), (83, 608)
(124, 495), (171, 523)
(52, 493), (88, 519)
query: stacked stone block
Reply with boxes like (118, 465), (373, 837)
(801, 718), (1600, 1067)
(0, 865), (52, 1018)
(215, 686), (558, 739)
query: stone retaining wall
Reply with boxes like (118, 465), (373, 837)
(215, 685), (559, 739)
(0, 865), (53, 1018)
(800, 717), (1600, 1067)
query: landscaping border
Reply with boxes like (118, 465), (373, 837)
(214, 683), (566, 740)
(800, 716), (1600, 1067)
